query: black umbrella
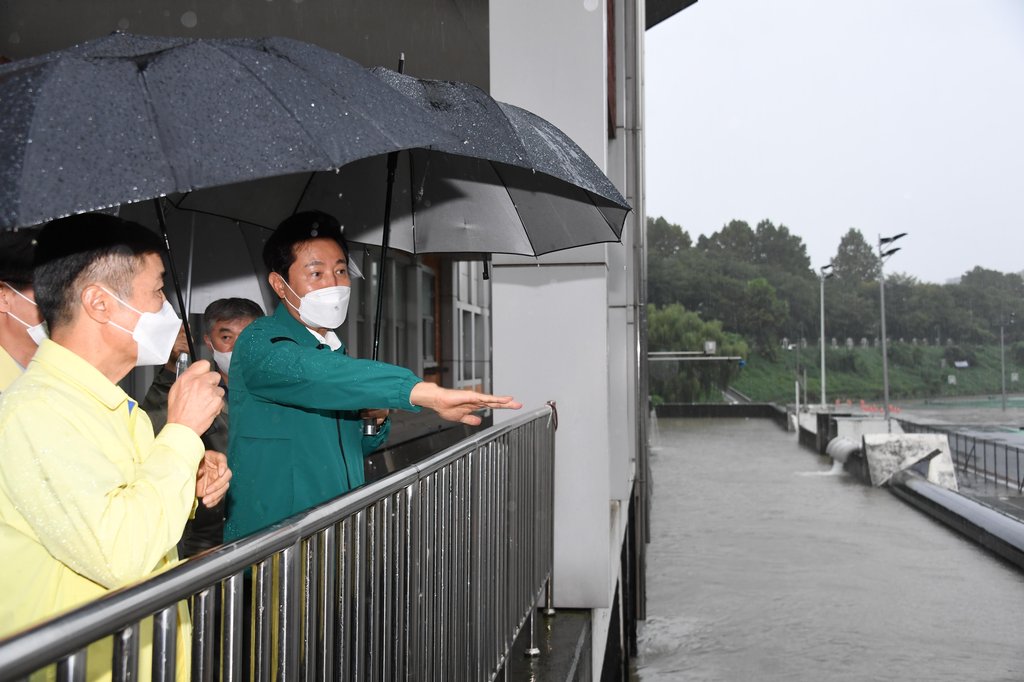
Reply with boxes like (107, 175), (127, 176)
(174, 69), (632, 367)
(178, 72), (630, 255)
(0, 33), (455, 356)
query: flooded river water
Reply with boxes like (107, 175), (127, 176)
(633, 418), (1024, 681)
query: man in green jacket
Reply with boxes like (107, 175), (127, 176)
(225, 211), (520, 540)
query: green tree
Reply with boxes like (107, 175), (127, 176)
(647, 303), (748, 402)
(826, 280), (878, 342)
(647, 216), (691, 257)
(882, 272), (918, 341)
(753, 219), (812, 273)
(832, 228), (879, 282)
(953, 267), (1024, 342)
(736, 278), (789, 358)
(645, 216), (692, 307)
(696, 219), (756, 262)
(903, 281), (957, 343)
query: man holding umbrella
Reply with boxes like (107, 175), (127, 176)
(226, 211), (521, 540)
(0, 214), (230, 676)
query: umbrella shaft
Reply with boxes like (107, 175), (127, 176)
(153, 199), (197, 360)
(371, 151), (399, 361)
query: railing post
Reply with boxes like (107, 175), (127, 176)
(316, 526), (336, 682)
(191, 587), (216, 682)
(253, 560), (273, 682)
(1018, 447), (1023, 494)
(151, 605), (178, 682)
(277, 543), (301, 681)
(57, 650), (87, 682)
(112, 624), (139, 682)
(525, 609), (540, 657)
(222, 573), (244, 682)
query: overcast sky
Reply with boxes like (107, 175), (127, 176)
(645, 0), (1024, 284)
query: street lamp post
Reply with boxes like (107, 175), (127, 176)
(819, 263), (833, 407)
(1001, 319), (1007, 412)
(1001, 308), (1015, 412)
(878, 232), (907, 431)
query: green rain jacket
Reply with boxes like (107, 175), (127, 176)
(225, 304), (421, 540)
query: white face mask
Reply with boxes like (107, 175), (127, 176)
(3, 283), (48, 346)
(103, 288), (183, 367)
(283, 280), (351, 329)
(212, 349), (232, 376)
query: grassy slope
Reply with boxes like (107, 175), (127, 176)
(730, 344), (1021, 404)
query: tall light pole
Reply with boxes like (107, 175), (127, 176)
(1001, 318), (1007, 412)
(878, 232), (907, 430)
(1001, 307), (1015, 412)
(819, 263), (833, 407)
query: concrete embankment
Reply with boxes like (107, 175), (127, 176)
(887, 470), (1024, 569)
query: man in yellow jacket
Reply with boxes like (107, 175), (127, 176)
(0, 229), (45, 393)
(0, 214), (230, 680)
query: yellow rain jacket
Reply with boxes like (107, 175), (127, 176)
(0, 344), (22, 393)
(0, 340), (202, 680)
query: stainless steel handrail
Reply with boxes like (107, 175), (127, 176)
(0, 405), (556, 681)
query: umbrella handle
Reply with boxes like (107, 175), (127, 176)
(362, 418), (380, 437)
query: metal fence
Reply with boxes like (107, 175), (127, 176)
(897, 419), (1024, 493)
(0, 406), (556, 682)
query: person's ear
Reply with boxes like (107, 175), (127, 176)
(0, 284), (12, 314)
(203, 334), (213, 351)
(268, 271), (288, 300)
(80, 284), (115, 324)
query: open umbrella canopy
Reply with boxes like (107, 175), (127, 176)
(175, 70), (631, 257)
(370, 67), (629, 220)
(0, 32), (454, 230)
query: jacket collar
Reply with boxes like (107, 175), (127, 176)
(32, 339), (132, 411)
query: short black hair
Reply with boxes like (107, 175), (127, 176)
(0, 228), (39, 289)
(263, 211), (349, 282)
(33, 213), (165, 331)
(203, 298), (264, 327)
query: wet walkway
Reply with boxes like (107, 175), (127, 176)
(634, 417), (1024, 681)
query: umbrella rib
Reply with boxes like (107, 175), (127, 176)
(582, 186), (625, 236)
(488, 160), (539, 257)
(260, 43), (435, 155)
(169, 202), (276, 232)
(207, 43), (338, 163)
(135, 64), (190, 190)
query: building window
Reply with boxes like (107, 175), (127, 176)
(454, 261), (490, 392)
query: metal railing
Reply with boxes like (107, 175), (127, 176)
(0, 406), (556, 681)
(897, 419), (1024, 493)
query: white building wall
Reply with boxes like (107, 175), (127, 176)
(490, 1), (646, 675)
(490, 0), (613, 611)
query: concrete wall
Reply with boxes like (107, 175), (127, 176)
(490, 0), (646, 675)
(490, 0), (614, 610)
(835, 417), (905, 441)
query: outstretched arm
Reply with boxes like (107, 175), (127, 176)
(409, 383), (522, 425)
